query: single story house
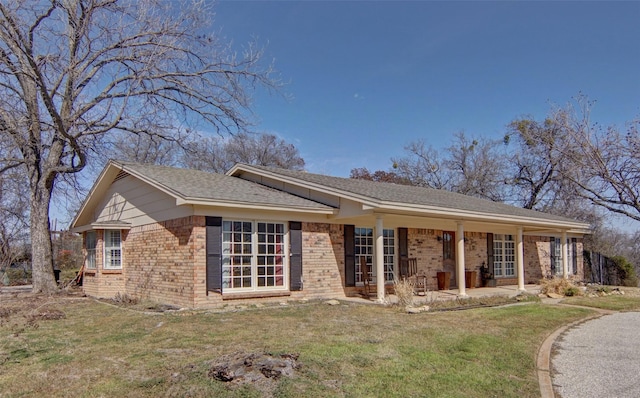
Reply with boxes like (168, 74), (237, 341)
(70, 160), (590, 308)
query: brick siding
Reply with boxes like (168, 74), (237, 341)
(83, 217), (584, 308)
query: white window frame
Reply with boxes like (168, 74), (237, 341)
(494, 234), (515, 278)
(86, 231), (97, 269)
(554, 237), (576, 275)
(103, 230), (122, 270)
(221, 220), (289, 292)
(383, 229), (395, 283)
(355, 227), (395, 284)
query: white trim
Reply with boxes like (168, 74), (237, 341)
(220, 219), (290, 293)
(175, 198), (335, 214)
(103, 230), (123, 270)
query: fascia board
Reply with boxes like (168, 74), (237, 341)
(374, 202), (591, 231)
(71, 221), (132, 234)
(70, 161), (122, 229)
(175, 198), (337, 215)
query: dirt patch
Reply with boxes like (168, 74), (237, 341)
(208, 351), (300, 395)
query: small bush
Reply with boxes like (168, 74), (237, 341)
(393, 278), (415, 308)
(112, 292), (139, 306)
(612, 256), (639, 287)
(539, 277), (582, 297)
(564, 286), (580, 297)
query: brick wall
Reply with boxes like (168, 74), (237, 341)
(124, 216), (202, 308)
(292, 222), (346, 299)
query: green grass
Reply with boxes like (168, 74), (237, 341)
(0, 296), (593, 397)
(562, 295), (640, 311)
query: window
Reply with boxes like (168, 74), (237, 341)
(383, 229), (395, 283)
(222, 220), (287, 291)
(553, 237), (577, 275)
(355, 227), (395, 283)
(443, 231), (455, 261)
(86, 231), (96, 269)
(355, 227), (373, 283)
(493, 234), (515, 278)
(104, 230), (122, 269)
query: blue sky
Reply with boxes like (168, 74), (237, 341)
(214, 1), (640, 177)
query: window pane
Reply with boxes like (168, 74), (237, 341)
(104, 230), (122, 269)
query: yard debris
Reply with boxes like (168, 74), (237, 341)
(208, 351), (300, 394)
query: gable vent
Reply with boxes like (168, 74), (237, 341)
(114, 170), (130, 182)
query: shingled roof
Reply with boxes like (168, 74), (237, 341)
(229, 164), (588, 226)
(115, 162), (334, 211)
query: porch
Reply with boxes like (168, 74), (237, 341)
(349, 284), (541, 305)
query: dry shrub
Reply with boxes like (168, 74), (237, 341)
(394, 278), (415, 308)
(539, 277), (582, 297)
(112, 292), (139, 306)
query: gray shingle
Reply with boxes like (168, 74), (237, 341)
(117, 162), (333, 211)
(238, 164), (584, 224)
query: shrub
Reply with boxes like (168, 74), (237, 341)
(393, 278), (415, 308)
(563, 286), (580, 297)
(611, 256), (639, 287)
(539, 277), (582, 297)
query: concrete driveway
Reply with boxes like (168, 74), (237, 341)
(551, 312), (640, 398)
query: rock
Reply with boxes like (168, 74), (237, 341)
(406, 305), (429, 314)
(547, 292), (564, 299)
(325, 299), (340, 306)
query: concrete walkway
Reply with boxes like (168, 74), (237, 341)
(550, 311), (640, 398)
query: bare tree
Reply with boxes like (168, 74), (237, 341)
(106, 132), (182, 166)
(181, 132), (305, 173)
(0, 171), (30, 276)
(349, 167), (410, 184)
(510, 96), (640, 223)
(445, 132), (507, 202)
(558, 98), (640, 222)
(504, 118), (566, 210)
(391, 140), (452, 189)
(0, 0), (278, 293)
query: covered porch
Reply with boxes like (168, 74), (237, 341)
(342, 212), (587, 303)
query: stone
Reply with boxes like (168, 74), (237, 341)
(406, 305), (430, 314)
(325, 299), (340, 306)
(547, 293), (564, 299)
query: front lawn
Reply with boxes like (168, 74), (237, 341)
(0, 293), (591, 397)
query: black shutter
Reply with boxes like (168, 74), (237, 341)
(572, 238), (578, 274)
(398, 227), (408, 278)
(206, 216), (223, 293)
(344, 225), (356, 287)
(550, 237), (556, 275)
(486, 233), (494, 275)
(289, 221), (303, 291)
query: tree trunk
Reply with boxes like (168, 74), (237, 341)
(30, 178), (57, 293)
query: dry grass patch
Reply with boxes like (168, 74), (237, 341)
(0, 292), (593, 398)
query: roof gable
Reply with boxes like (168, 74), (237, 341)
(71, 161), (334, 230)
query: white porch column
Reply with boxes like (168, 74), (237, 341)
(375, 216), (385, 302)
(516, 227), (526, 292)
(561, 230), (569, 279)
(456, 222), (467, 297)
